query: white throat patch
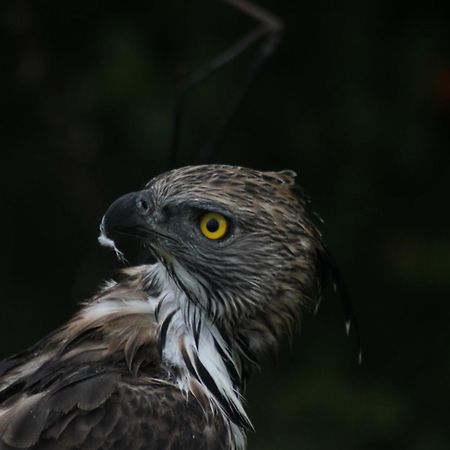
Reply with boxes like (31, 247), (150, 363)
(152, 262), (250, 450)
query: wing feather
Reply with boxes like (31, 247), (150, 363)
(0, 356), (228, 449)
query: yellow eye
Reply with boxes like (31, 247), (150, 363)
(200, 212), (228, 240)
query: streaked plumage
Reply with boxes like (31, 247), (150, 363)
(0, 165), (328, 450)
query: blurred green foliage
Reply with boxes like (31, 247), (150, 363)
(1, 1), (449, 449)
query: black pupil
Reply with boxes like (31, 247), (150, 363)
(206, 218), (220, 233)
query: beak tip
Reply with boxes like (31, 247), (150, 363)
(98, 216), (113, 248)
(98, 216), (128, 262)
(97, 191), (144, 263)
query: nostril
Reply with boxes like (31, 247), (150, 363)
(137, 198), (150, 214)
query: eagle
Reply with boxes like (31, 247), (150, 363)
(0, 164), (328, 450)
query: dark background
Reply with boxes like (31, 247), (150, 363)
(1, 1), (449, 449)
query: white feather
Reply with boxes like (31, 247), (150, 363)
(97, 216), (127, 262)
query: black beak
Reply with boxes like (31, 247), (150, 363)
(99, 190), (156, 263)
(102, 191), (150, 239)
(103, 192), (145, 237)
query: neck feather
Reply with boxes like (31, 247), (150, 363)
(151, 263), (252, 432)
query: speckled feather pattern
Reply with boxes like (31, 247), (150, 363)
(147, 165), (325, 334)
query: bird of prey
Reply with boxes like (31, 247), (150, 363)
(0, 164), (329, 450)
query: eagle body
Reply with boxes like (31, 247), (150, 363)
(0, 165), (326, 450)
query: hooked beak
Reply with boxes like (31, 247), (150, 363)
(102, 192), (150, 238)
(98, 191), (153, 261)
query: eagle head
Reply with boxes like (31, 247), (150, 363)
(100, 165), (325, 334)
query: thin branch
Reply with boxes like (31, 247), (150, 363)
(168, 0), (284, 166)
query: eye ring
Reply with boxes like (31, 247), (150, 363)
(199, 212), (229, 240)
